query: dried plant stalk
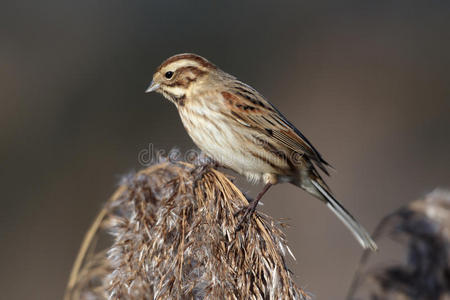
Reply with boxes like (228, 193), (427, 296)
(347, 189), (450, 300)
(65, 161), (308, 299)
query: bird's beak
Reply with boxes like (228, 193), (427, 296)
(145, 80), (160, 93)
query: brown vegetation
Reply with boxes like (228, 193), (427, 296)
(348, 189), (450, 300)
(65, 161), (308, 299)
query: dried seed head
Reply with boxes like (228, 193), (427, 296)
(348, 189), (450, 300)
(65, 162), (308, 300)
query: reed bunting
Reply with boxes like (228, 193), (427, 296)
(146, 53), (377, 251)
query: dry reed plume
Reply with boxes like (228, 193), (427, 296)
(65, 161), (308, 299)
(348, 189), (450, 300)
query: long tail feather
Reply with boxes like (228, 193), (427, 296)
(311, 180), (378, 251)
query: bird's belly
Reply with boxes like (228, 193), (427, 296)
(179, 109), (281, 181)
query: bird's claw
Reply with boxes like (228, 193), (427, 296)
(234, 200), (258, 232)
(191, 164), (212, 187)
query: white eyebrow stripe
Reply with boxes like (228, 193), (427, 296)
(163, 60), (202, 72)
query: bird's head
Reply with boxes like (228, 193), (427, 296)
(146, 53), (218, 104)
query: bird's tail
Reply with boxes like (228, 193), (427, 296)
(306, 179), (378, 251)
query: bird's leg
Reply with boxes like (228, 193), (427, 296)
(235, 183), (273, 231)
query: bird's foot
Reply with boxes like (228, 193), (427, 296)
(194, 152), (220, 169)
(234, 183), (273, 232)
(191, 164), (212, 187)
(234, 198), (258, 232)
(191, 159), (223, 188)
(191, 154), (222, 187)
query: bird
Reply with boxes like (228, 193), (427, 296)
(145, 53), (377, 251)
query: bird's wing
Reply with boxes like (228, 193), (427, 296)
(221, 82), (331, 175)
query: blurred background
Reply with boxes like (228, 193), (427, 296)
(1, 1), (449, 299)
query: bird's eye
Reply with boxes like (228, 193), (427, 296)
(165, 71), (174, 79)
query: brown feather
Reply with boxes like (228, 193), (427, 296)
(222, 83), (331, 175)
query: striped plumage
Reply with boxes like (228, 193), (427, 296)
(146, 53), (377, 251)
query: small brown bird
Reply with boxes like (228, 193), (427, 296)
(146, 53), (377, 251)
